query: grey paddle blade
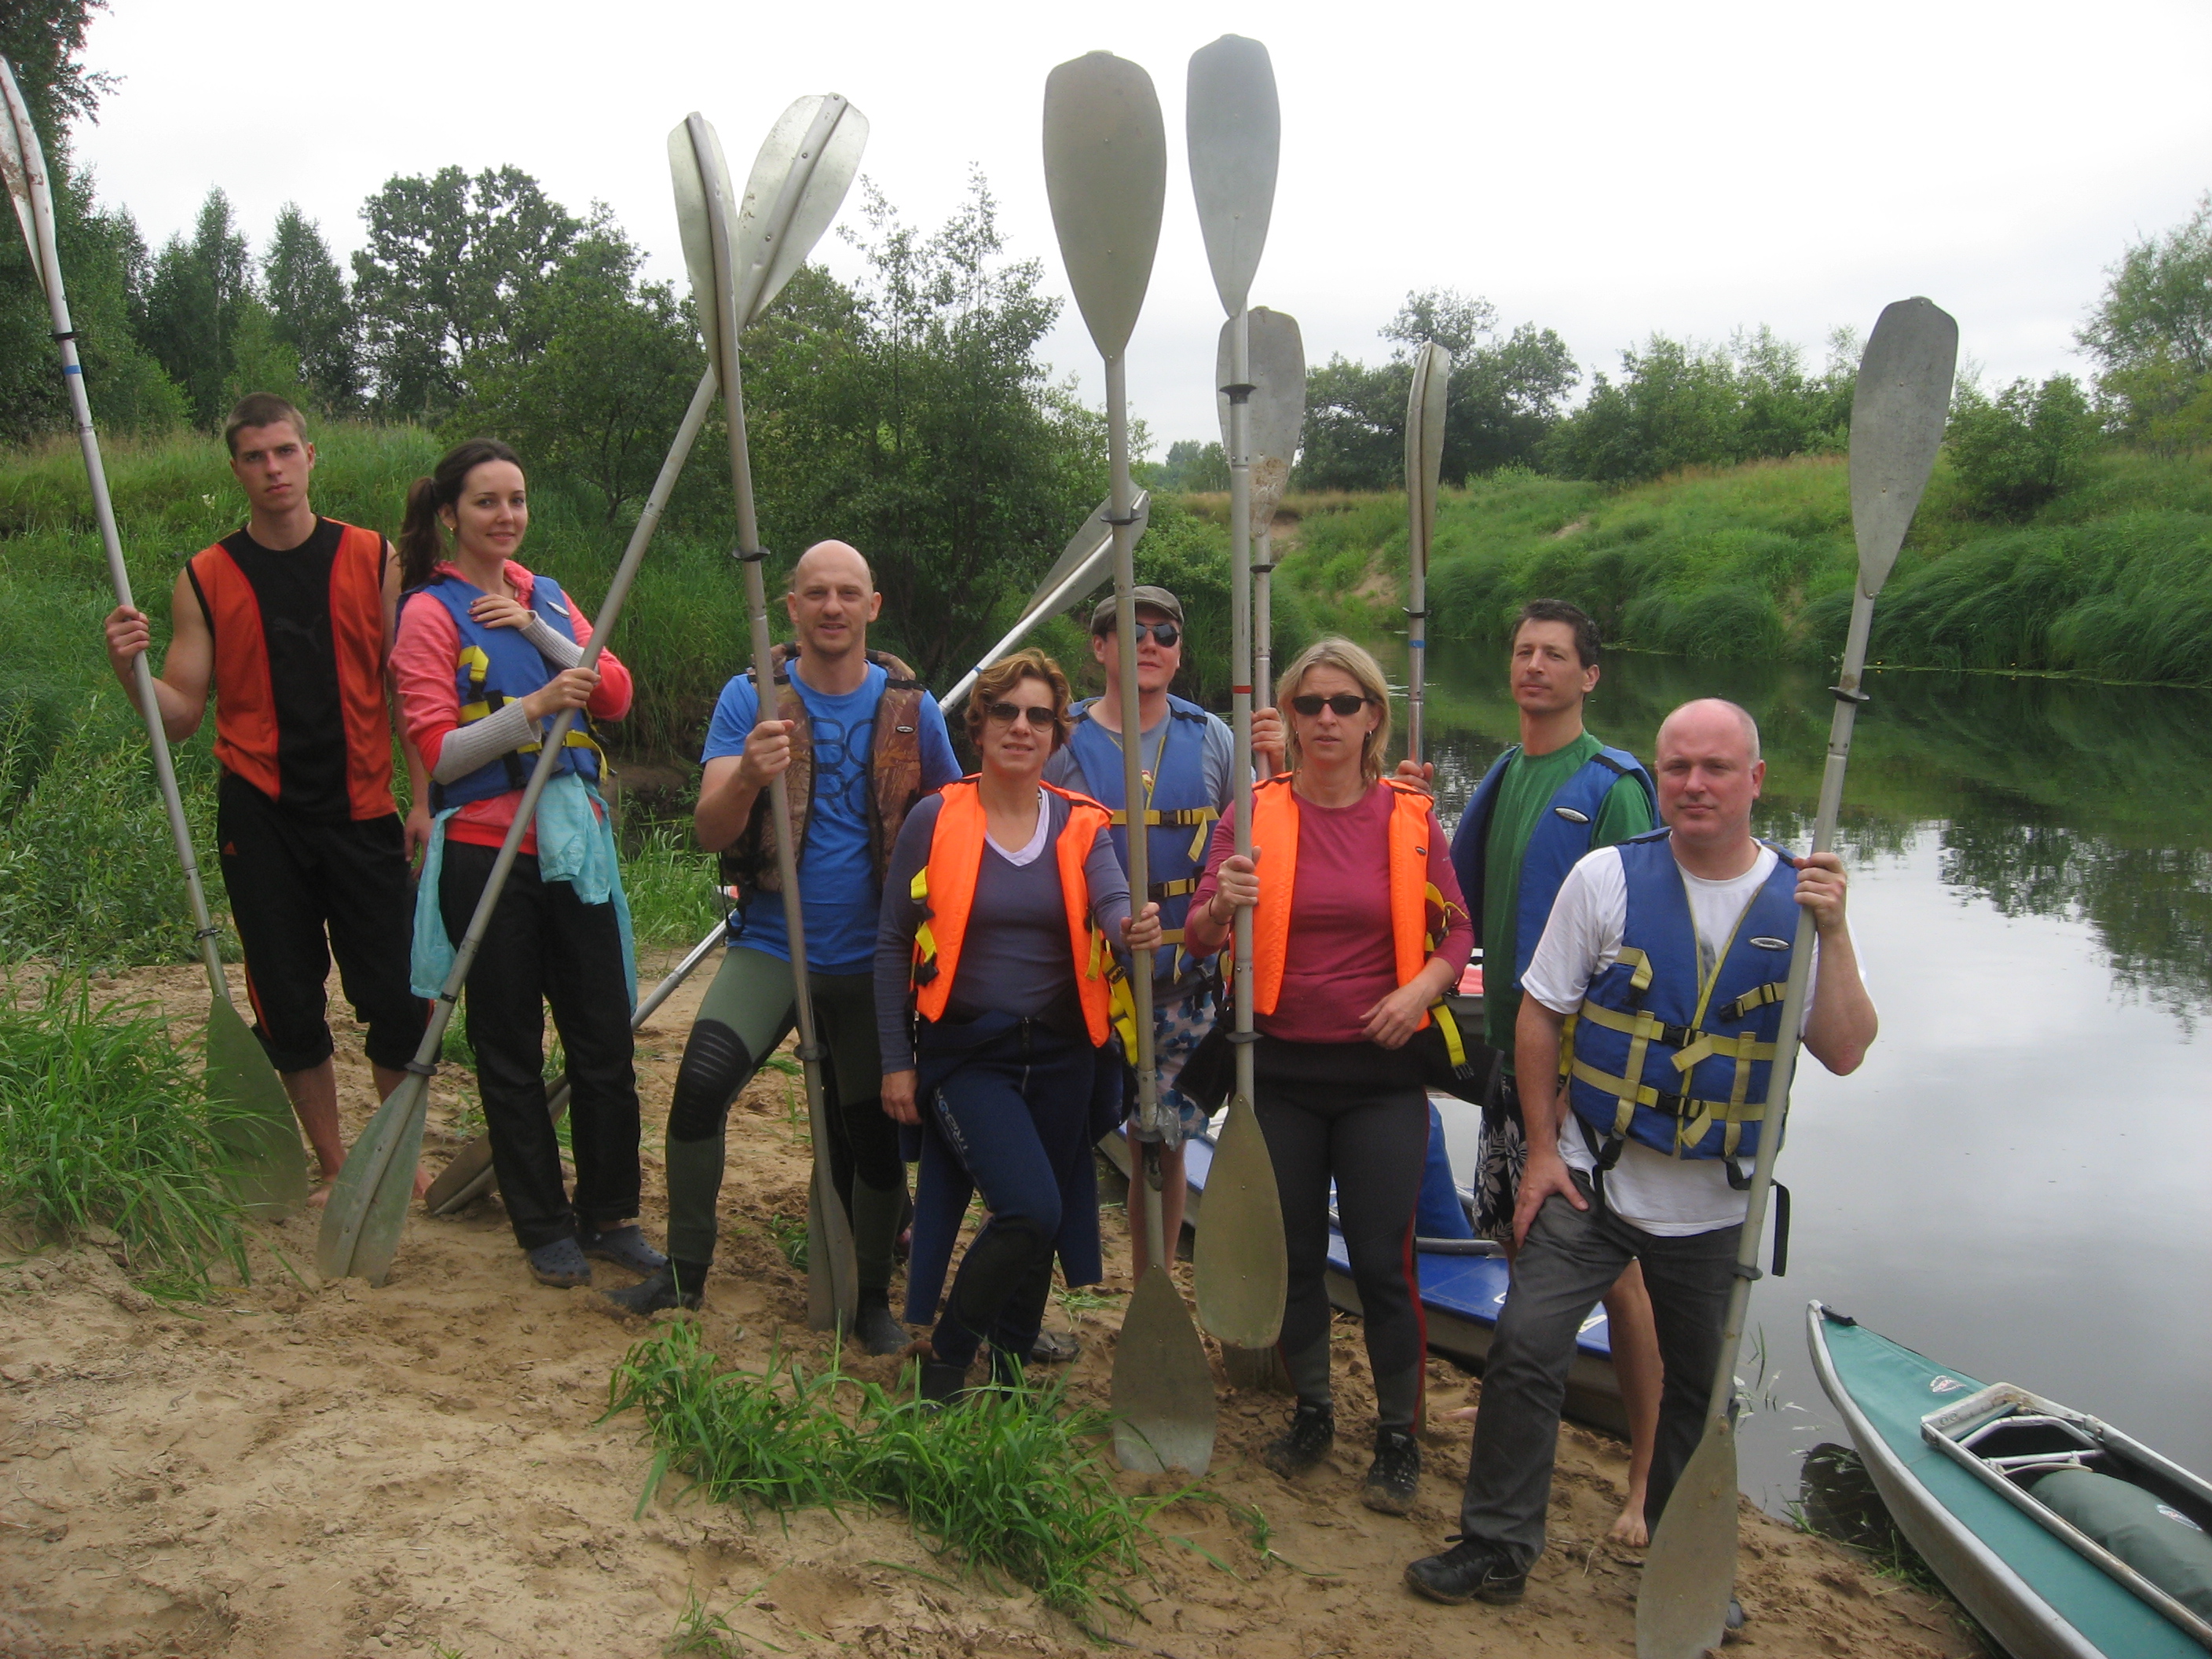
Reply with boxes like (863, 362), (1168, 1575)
(1404, 339), (1452, 571)
(1185, 35), (1279, 317)
(1191, 1092), (1287, 1348)
(1849, 298), (1958, 597)
(730, 93), (867, 328)
(1111, 1263), (1218, 1473)
(668, 115), (736, 370)
(1043, 52), (1166, 360)
(1218, 307), (1306, 523)
(0, 64), (38, 284)
(1044, 489), (1149, 602)
(203, 994), (309, 1218)
(316, 1074), (429, 1284)
(1635, 1417), (1740, 1658)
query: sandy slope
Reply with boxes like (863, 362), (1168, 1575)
(0, 956), (1984, 1658)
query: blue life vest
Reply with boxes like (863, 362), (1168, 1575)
(1065, 694), (1219, 983)
(1564, 829), (1800, 1169)
(1450, 742), (1654, 990)
(408, 573), (605, 812)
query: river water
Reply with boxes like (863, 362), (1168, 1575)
(1399, 636), (2212, 1514)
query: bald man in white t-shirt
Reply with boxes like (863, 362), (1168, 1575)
(1406, 698), (1877, 1611)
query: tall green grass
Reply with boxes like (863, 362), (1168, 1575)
(0, 981), (251, 1291)
(606, 1321), (1263, 1624)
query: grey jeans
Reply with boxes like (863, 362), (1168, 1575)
(1456, 1168), (1741, 1568)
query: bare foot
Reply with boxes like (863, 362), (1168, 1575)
(1608, 1501), (1650, 1548)
(413, 1166), (434, 1200)
(306, 1181), (335, 1210)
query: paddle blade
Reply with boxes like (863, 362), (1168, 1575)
(315, 1075), (429, 1285)
(804, 1095), (859, 1331)
(1192, 1093), (1287, 1348)
(1219, 308), (1306, 523)
(668, 115), (734, 367)
(1186, 35), (1279, 317)
(0, 58), (44, 285)
(1404, 340), (1452, 569)
(1043, 52), (1166, 360)
(1111, 1263), (1218, 1474)
(1044, 489), (1149, 605)
(203, 994), (308, 1218)
(1849, 298), (1958, 598)
(1635, 1416), (1741, 1659)
(731, 93), (868, 328)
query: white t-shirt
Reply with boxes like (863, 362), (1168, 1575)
(1522, 842), (1860, 1236)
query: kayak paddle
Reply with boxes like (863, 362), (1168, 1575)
(937, 491), (1151, 717)
(1044, 47), (1214, 1474)
(1403, 340), (1451, 766)
(423, 909), (730, 1216)
(672, 97), (869, 1334)
(1634, 297), (1957, 1658)
(1236, 306), (1306, 709)
(2, 57), (306, 1216)
(1185, 32), (1288, 1355)
(316, 364), (720, 1285)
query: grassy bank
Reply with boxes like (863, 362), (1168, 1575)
(1273, 447), (2212, 685)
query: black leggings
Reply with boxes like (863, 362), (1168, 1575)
(1254, 1035), (1429, 1430)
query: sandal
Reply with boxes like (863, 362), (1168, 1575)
(527, 1236), (591, 1288)
(580, 1225), (668, 1276)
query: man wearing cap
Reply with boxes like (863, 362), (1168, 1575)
(1044, 587), (1263, 1278)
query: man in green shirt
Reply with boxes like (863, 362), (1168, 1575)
(1445, 599), (1664, 1545)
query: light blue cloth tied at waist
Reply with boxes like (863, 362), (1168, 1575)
(411, 771), (636, 1005)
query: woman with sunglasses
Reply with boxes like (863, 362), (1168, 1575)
(875, 649), (1161, 1401)
(1185, 637), (1474, 1514)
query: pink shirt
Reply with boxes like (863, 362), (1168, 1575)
(1191, 782), (1475, 1046)
(391, 560), (632, 853)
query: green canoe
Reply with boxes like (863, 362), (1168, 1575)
(1807, 1302), (2210, 1658)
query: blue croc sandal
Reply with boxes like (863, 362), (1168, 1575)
(580, 1225), (668, 1276)
(527, 1236), (591, 1288)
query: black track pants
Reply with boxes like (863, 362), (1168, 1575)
(1254, 1035), (1430, 1430)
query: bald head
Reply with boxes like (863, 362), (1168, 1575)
(789, 539), (873, 594)
(1657, 698), (1760, 765)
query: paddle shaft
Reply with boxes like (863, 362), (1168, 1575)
(322, 369), (716, 1268)
(1699, 584), (1875, 1425)
(1225, 309), (1258, 1119)
(939, 537), (1113, 715)
(689, 112), (857, 1329)
(1106, 353), (1159, 1129)
(3, 73), (230, 1009)
(1253, 529), (1275, 711)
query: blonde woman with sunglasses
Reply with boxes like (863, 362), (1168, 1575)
(1184, 636), (1474, 1514)
(874, 650), (1161, 1403)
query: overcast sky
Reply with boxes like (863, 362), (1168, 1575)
(64, 0), (2212, 452)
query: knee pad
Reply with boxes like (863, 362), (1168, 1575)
(668, 1019), (753, 1142)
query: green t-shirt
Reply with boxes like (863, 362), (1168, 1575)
(1480, 730), (1654, 1061)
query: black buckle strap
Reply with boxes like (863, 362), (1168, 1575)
(731, 544), (771, 564)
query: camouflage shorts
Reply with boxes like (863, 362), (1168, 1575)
(1471, 1089), (1529, 1244)
(1126, 981), (1218, 1144)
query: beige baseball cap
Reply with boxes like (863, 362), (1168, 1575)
(1090, 585), (1185, 634)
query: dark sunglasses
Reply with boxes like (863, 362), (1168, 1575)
(1290, 693), (1374, 717)
(986, 701), (1060, 730)
(1097, 621), (1181, 647)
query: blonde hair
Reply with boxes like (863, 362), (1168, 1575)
(1276, 636), (1393, 784)
(965, 648), (1074, 753)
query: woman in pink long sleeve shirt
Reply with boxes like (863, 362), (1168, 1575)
(389, 438), (661, 1293)
(1185, 637), (1474, 1518)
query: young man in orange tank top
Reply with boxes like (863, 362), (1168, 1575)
(101, 394), (430, 1199)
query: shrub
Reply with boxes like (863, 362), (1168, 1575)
(1947, 375), (2102, 521)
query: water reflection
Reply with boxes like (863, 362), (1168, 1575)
(1411, 640), (2212, 1020)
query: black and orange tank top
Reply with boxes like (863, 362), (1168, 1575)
(185, 518), (394, 822)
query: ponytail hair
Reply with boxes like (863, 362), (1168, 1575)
(397, 437), (524, 591)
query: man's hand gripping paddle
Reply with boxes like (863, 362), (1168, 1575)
(1185, 35), (1289, 1357)
(672, 98), (869, 1334)
(2, 57), (305, 1215)
(1043, 49), (1214, 1474)
(1634, 298), (1957, 1659)
(316, 366), (720, 1285)
(1404, 340), (1450, 767)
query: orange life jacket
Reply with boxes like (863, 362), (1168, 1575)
(186, 521), (393, 820)
(1249, 775), (1453, 1024)
(908, 778), (1118, 1047)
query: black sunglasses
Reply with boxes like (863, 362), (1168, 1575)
(1097, 621), (1181, 647)
(1289, 693), (1374, 717)
(986, 701), (1060, 730)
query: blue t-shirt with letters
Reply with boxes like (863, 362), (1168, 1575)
(702, 657), (962, 973)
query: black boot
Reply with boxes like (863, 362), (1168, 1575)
(1404, 1536), (1528, 1606)
(918, 1358), (971, 1407)
(1361, 1426), (1422, 1514)
(851, 1289), (906, 1357)
(1261, 1401), (1336, 1478)
(602, 1261), (705, 1317)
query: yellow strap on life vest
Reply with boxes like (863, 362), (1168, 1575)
(457, 644), (491, 695)
(1151, 876), (1199, 900)
(1107, 805), (1217, 829)
(1566, 1057), (1767, 1156)
(1430, 999), (1470, 1069)
(1716, 981), (1789, 1024)
(908, 867), (936, 987)
(1568, 1001), (1777, 1072)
